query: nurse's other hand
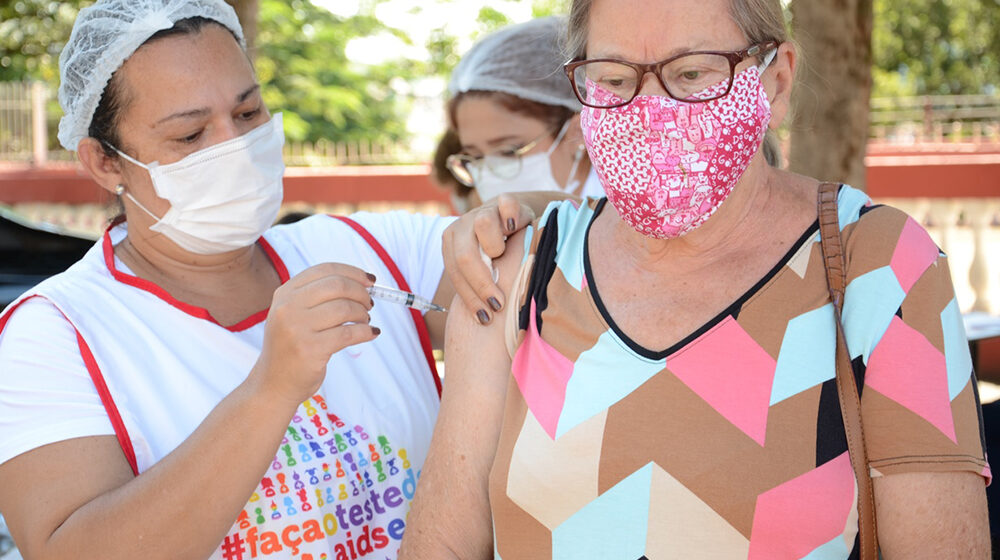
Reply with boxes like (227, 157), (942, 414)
(443, 194), (533, 325)
(254, 263), (377, 406)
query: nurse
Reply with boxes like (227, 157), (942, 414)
(0, 1), (533, 558)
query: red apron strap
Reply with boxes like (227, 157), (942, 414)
(329, 216), (442, 397)
(75, 330), (139, 475)
(0, 295), (140, 475)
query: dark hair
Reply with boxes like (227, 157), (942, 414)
(446, 91), (575, 136)
(430, 128), (467, 199)
(89, 17), (242, 157)
(275, 211), (313, 225)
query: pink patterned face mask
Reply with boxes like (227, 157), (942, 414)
(580, 65), (772, 238)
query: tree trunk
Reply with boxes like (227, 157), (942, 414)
(226, 0), (260, 53)
(788, 0), (874, 190)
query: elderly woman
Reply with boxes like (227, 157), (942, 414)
(0, 1), (536, 559)
(443, 17), (604, 213)
(401, 0), (991, 558)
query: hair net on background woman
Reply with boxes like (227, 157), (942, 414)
(448, 16), (580, 112)
(441, 16), (604, 211)
(0, 1), (545, 558)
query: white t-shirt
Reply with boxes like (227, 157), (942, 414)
(0, 211), (453, 560)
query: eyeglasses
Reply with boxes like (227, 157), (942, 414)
(445, 127), (554, 188)
(564, 41), (779, 109)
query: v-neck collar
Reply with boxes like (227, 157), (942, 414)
(582, 198), (820, 360)
(101, 224), (290, 332)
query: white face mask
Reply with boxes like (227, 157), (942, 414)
(473, 120), (584, 203)
(114, 113), (286, 255)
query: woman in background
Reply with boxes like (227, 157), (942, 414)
(444, 16), (604, 207)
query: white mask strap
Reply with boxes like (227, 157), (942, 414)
(112, 147), (162, 220)
(547, 119), (572, 156)
(125, 192), (164, 222)
(758, 47), (778, 73)
(112, 146), (152, 171)
(563, 143), (586, 194)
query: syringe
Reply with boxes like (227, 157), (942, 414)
(368, 285), (447, 313)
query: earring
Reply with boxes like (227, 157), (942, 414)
(114, 184), (125, 196)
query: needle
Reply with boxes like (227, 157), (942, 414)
(367, 285), (447, 313)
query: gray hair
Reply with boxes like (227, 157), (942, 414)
(566, 0), (789, 58)
(566, 0), (791, 167)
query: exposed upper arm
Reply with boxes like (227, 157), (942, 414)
(425, 275), (454, 350)
(400, 230), (528, 560)
(873, 471), (989, 558)
(0, 436), (135, 557)
(0, 298), (136, 556)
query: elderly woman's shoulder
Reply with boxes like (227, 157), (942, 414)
(833, 185), (917, 236)
(535, 196), (603, 228)
(848, 201), (925, 239)
(840, 195), (941, 269)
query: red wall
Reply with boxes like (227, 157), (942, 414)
(865, 153), (1000, 198)
(0, 164), (451, 205)
(2, 152), (996, 204)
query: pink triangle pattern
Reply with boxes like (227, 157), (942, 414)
(890, 217), (941, 293)
(866, 315), (956, 442)
(665, 317), (776, 446)
(748, 452), (856, 559)
(511, 300), (576, 439)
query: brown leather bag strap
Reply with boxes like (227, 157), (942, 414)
(817, 182), (879, 560)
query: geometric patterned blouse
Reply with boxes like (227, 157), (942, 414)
(489, 188), (990, 559)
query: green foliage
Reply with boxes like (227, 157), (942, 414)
(872, 0), (1000, 96)
(531, 0), (568, 18)
(254, 0), (411, 143)
(425, 0), (568, 81)
(476, 6), (512, 33)
(424, 28), (462, 77)
(0, 0), (84, 83)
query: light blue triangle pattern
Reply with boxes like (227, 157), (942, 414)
(770, 303), (836, 406)
(941, 297), (974, 400)
(556, 331), (665, 438)
(842, 266), (906, 364)
(552, 463), (652, 560)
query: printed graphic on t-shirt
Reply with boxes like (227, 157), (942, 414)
(215, 395), (419, 560)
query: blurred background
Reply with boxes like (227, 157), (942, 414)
(0, 1), (999, 555)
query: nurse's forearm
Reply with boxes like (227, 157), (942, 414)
(11, 376), (297, 560)
(41, 263), (377, 559)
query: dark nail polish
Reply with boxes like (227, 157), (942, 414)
(366, 273), (377, 282)
(370, 297), (375, 307)
(507, 218), (516, 233)
(488, 297), (502, 312)
(371, 326), (381, 336)
(476, 309), (490, 325)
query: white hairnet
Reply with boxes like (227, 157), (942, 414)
(448, 16), (580, 112)
(57, 0), (245, 151)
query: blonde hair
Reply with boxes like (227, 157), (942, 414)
(566, 0), (789, 57)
